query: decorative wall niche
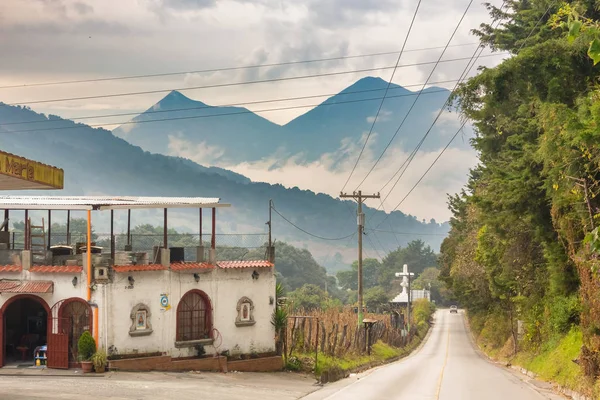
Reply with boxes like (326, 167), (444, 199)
(129, 303), (153, 336)
(235, 297), (255, 327)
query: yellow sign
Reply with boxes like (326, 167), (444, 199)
(0, 152), (64, 189)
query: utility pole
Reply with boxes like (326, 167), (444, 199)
(340, 190), (380, 326)
(407, 263), (412, 331)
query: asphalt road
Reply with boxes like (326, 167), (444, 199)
(0, 370), (318, 400)
(304, 310), (564, 400)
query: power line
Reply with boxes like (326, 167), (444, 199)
(271, 203), (354, 241)
(375, 46), (486, 219)
(0, 85), (459, 134)
(374, 1), (548, 226)
(0, 77), (486, 129)
(377, 122), (467, 229)
(352, 0), (475, 192)
(0, 43), (481, 90)
(340, 0), (423, 193)
(365, 228), (447, 236)
(3, 53), (507, 107)
(374, 9), (511, 214)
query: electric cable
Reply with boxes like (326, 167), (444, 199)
(340, 0), (423, 192)
(352, 0), (475, 191)
(0, 43), (481, 90)
(2, 53), (507, 108)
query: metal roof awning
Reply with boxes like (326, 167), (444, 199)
(0, 280), (54, 293)
(0, 196), (231, 211)
(0, 151), (64, 190)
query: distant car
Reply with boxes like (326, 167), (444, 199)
(450, 305), (458, 314)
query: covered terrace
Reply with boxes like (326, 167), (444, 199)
(0, 196), (274, 276)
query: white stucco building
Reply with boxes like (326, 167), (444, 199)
(0, 196), (276, 370)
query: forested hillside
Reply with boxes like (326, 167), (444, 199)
(439, 0), (600, 392)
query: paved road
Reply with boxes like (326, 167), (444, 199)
(305, 310), (563, 400)
(0, 370), (318, 400)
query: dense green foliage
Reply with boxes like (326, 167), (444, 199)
(77, 331), (96, 361)
(440, 0), (600, 382)
(335, 240), (449, 310)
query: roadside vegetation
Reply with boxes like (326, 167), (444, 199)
(439, 1), (600, 397)
(279, 299), (435, 382)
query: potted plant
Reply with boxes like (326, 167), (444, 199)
(77, 331), (96, 373)
(91, 349), (107, 373)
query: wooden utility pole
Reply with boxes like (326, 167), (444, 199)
(340, 190), (380, 326)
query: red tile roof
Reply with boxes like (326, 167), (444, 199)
(30, 265), (83, 273)
(113, 264), (166, 273)
(0, 280), (53, 293)
(0, 265), (22, 272)
(217, 260), (274, 269)
(171, 262), (215, 271)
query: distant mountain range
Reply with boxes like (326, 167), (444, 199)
(112, 77), (465, 166)
(0, 100), (449, 270)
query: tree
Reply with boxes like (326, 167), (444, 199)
(288, 284), (341, 311)
(441, 0), (597, 366)
(411, 267), (451, 306)
(363, 287), (389, 313)
(336, 258), (381, 291)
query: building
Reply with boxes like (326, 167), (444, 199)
(0, 196), (276, 371)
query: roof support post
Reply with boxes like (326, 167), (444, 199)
(66, 210), (70, 245)
(24, 210), (29, 250)
(126, 209), (131, 247)
(110, 210), (115, 262)
(47, 210), (52, 250)
(163, 208), (168, 249)
(199, 208), (203, 246)
(211, 208), (216, 250)
(86, 210), (92, 301)
(3, 210), (8, 232)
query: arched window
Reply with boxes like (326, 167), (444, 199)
(176, 290), (212, 341)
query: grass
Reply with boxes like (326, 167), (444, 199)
(311, 341), (402, 376)
(468, 311), (592, 396)
(291, 336), (427, 378)
(512, 328), (585, 392)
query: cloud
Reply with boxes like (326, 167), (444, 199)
(73, 1), (93, 15)
(218, 135), (478, 221)
(160, 0), (216, 10)
(366, 109), (392, 123)
(167, 134), (225, 165)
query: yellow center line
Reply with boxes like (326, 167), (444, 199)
(435, 323), (451, 399)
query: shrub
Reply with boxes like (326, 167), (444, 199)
(77, 331), (96, 361)
(91, 349), (107, 371)
(412, 299), (436, 326)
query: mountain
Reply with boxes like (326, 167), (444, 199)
(0, 103), (448, 269)
(113, 77), (468, 166)
(113, 90), (283, 164)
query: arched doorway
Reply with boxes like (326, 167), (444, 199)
(58, 298), (92, 366)
(0, 295), (50, 367)
(176, 289), (212, 341)
(48, 298), (92, 369)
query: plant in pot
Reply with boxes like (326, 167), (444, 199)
(77, 331), (96, 373)
(91, 349), (107, 373)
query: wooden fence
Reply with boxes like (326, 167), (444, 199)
(284, 308), (410, 359)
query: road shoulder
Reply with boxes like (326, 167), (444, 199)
(300, 310), (440, 399)
(461, 312), (569, 400)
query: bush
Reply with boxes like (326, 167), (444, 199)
(78, 331), (96, 361)
(412, 299), (436, 326)
(91, 349), (107, 371)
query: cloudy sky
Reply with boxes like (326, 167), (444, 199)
(0, 0), (506, 222)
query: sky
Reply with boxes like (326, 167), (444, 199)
(0, 0), (506, 222)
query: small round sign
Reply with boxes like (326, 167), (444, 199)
(160, 295), (169, 308)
